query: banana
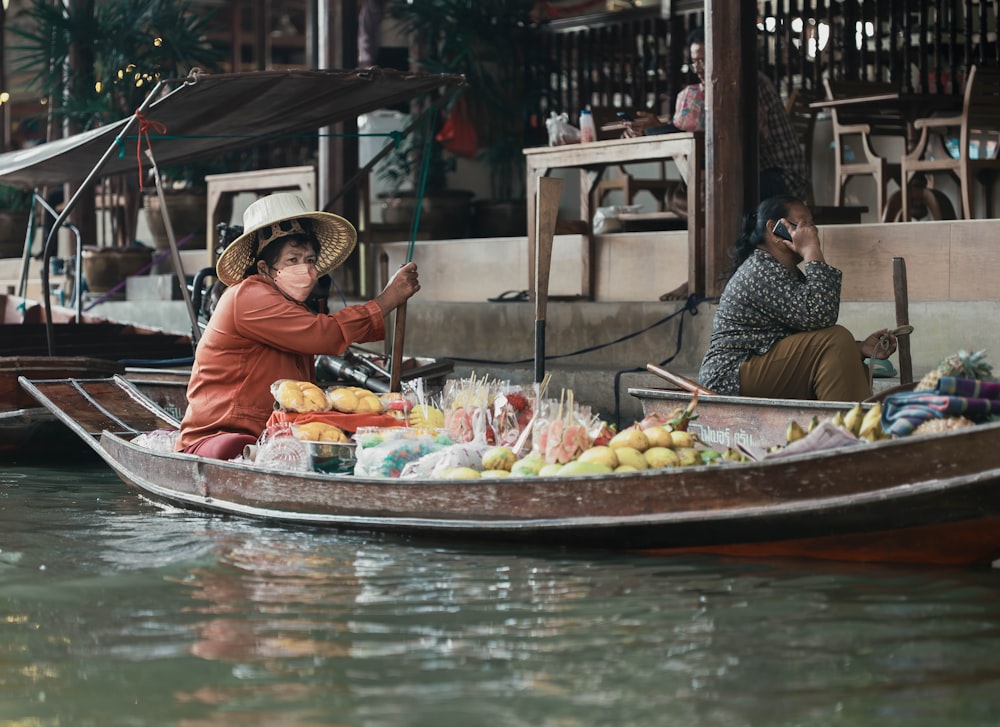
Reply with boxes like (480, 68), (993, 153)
(843, 402), (864, 437)
(722, 448), (747, 462)
(410, 404), (445, 428)
(807, 415), (820, 433)
(831, 411), (846, 430)
(786, 419), (806, 443)
(858, 402), (884, 441)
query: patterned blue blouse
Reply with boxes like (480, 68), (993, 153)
(697, 248), (843, 395)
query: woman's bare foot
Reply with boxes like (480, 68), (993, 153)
(659, 282), (689, 301)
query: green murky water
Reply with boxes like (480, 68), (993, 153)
(2, 462), (999, 726)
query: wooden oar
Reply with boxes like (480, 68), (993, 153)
(893, 256), (913, 385)
(389, 302), (406, 393)
(646, 362), (717, 395)
(534, 176), (563, 383)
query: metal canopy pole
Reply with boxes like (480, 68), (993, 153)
(145, 146), (202, 344)
(38, 80), (168, 355)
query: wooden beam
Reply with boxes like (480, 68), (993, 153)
(705, 0), (756, 297)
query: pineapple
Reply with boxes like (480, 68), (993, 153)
(915, 349), (994, 391)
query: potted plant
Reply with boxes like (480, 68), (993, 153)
(386, 0), (536, 238)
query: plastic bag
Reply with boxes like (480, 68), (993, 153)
(132, 429), (179, 452)
(593, 204), (642, 234)
(546, 112), (580, 146)
(254, 423), (311, 472)
(436, 98), (479, 158)
(270, 378), (330, 413)
(400, 440), (492, 478)
(532, 390), (593, 464)
(354, 427), (452, 478)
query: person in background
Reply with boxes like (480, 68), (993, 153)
(697, 195), (896, 401)
(626, 26), (811, 302)
(176, 192), (419, 460)
(624, 26), (810, 202)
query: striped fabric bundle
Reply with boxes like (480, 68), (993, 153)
(882, 376), (1000, 437)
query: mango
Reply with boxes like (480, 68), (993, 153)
(555, 460), (613, 476)
(482, 446), (517, 471)
(644, 446), (680, 468)
(614, 446), (648, 470)
(608, 427), (650, 453)
(578, 445), (619, 469)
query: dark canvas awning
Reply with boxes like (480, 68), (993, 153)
(0, 67), (465, 188)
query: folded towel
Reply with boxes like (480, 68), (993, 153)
(882, 376), (1000, 436)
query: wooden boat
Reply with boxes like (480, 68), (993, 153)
(1, 293), (193, 456)
(630, 385), (871, 452)
(629, 364), (916, 451)
(18, 374), (1000, 566)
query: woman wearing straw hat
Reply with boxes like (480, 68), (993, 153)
(175, 192), (420, 460)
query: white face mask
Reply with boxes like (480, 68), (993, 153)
(272, 263), (318, 302)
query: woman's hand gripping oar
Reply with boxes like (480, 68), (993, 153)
(374, 261), (421, 393)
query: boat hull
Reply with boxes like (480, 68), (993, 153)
(96, 425), (1000, 565)
(22, 375), (1000, 565)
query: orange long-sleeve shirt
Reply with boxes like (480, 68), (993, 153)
(176, 275), (386, 451)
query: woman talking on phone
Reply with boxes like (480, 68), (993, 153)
(697, 196), (896, 401)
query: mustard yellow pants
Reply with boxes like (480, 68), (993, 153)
(739, 325), (871, 402)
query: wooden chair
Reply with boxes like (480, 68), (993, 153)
(592, 163), (680, 213)
(900, 65), (1000, 220)
(823, 78), (909, 219)
(590, 105), (682, 214)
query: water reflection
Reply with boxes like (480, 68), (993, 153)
(3, 463), (1000, 726)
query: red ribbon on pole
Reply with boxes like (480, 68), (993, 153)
(135, 112), (167, 191)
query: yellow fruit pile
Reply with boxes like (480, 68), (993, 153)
(409, 404), (445, 429)
(293, 421), (351, 443)
(274, 380), (330, 413)
(784, 402), (888, 445)
(327, 386), (384, 414)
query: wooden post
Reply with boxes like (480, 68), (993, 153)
(534, 176), (562, 383)
(705, 0), (756, 297)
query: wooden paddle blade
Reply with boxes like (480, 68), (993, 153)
(893, 256), (913, 385)
(646, 363), (717, 396)
(389, 302), (407, 393)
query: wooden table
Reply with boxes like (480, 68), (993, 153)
(523, 132), (704, 300)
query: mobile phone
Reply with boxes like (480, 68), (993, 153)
(773, 220), (794, 241)
(616, 111), (632, 122)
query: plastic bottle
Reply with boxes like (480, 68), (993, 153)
(579, 109), (596, 143)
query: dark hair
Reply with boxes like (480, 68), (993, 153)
(687, 26), (705, 47)
(731, 195), (803, 270)
(243, 231), (320, 279)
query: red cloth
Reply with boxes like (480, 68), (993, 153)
(177, 275), (387, 452)
(266, 409), (406, 434)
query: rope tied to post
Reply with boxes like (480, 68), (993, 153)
(134, 113), (167, 192)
